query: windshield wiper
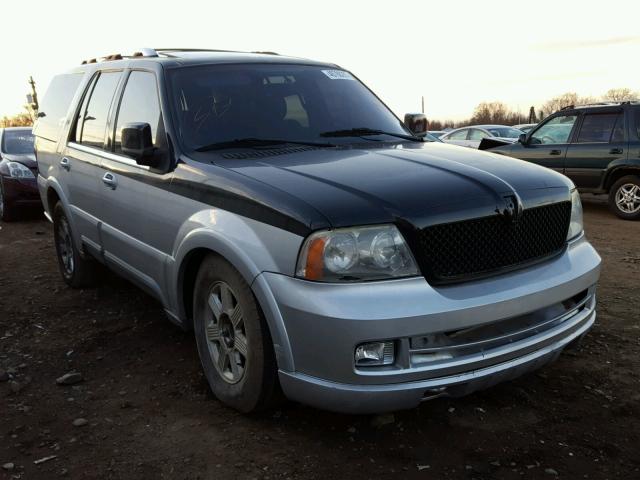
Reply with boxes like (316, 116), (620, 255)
(319, 128), (423, 142)
(195, 138), (336, 152)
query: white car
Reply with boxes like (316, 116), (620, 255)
(440, 125), (524, 149)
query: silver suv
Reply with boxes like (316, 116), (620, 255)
(34, 49), (601, 413)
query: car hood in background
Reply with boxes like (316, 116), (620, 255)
(1, 152), (37, 168)
(209, 142), (572, 230)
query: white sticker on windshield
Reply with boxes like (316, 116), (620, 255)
(322, 69), (355, 80)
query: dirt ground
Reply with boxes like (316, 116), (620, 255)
(1, 196), (639, 480)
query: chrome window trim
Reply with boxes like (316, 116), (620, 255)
(67, 142), (150, 171)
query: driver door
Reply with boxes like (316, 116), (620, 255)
(98, 69), (175, 301)
(507, 113), (580, 172)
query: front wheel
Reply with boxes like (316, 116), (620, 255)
(609, 175), (640, 220)
(0, 181), (16, 222)
(193, 255), (281, 412)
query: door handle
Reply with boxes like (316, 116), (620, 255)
(609, 148), (623, 154)
(102, 172), (117, 190)
(549, 149), (562, 155)
(60, 157), (71, 171)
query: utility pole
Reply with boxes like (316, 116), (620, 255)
(25, 76), (39, 121)
(421, 96), (425, 114)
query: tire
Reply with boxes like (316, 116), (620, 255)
(52, 202), (98, 288)
(193, 254), (281, 413)
(608, 175), (640, 220)
(0, 180), (16, 222)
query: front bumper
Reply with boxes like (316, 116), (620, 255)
(258, 234), (601, 413)
(1, 176), (40, 206)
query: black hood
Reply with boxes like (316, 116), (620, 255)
(208, 142), (573, 230)
(1, 152), (37, 168)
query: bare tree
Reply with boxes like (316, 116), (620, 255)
(0, 113), (33, 128)
(470, 102), (512, 124)
(427, 86), (640, 129)
(603, 88), (639, 102)
(541, 93), (579, 115)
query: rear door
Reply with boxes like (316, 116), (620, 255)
(62, 70), (122, 251)
(564, 109), (627, 190)
(506, 113), (579, 173)
(97, 69), (175, 300)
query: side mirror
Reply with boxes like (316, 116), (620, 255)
(518, 133), (527, 144)
(404, 113), (428, 137)
(121, 123), (156, 166)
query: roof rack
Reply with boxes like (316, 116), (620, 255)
(132, 48), (159, 58)
(562, 101), (637, 111)
(80, 47), (283, 65)
(81, 48), (158, 64)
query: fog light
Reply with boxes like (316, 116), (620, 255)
(355, 341), (394, 366)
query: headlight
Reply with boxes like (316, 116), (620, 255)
(567, 188), (583, 240)
(296, 224), (419, 282)
(7, 161), (35, 179)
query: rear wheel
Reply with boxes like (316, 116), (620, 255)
(0, 181), (16, 222)
(193, 255), (280, 412)
(609, 175), (640, 220)
(52, 202), (98, 287)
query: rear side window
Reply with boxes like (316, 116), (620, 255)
(611, 113), (625, 143)
(576, 113), (619, 143)
(114, 71), (162, 154)
(76, 71), (122, 149)
(34, 73), (83, 142)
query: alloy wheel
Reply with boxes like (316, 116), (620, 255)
(56, 216), (75, 276)
(615, 183), (640, 214)
(205, 281), (248, 384)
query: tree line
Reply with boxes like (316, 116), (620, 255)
(428, 87), (639, 131)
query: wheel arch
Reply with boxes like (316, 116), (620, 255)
(603, 165), (640, 192)
(173, 232), (295, 372)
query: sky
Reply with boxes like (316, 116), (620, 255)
(1, 0), (639, 121)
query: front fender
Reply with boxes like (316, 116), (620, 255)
(166, 209), (303, 372)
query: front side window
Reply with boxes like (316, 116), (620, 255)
(114, 71), (162, 154)
(1, 130), (34, 154)
(468, 129), (488, 141)
(576, 113), (619, 143)
(77, 71), (122, 149)
(167, 64), (409, 150)
(530, 115), (577, 145)
(448, 129), (468, 140)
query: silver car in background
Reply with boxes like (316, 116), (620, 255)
(441, 125), (524, 148)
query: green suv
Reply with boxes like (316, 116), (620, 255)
(487, 102), (640, 220)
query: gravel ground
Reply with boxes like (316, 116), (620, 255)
(1, 195), (639, 480)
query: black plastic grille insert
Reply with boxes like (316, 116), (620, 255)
(419, 201), (572, 284)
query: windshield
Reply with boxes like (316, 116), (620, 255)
(2, 130), (34, 155)
(487, 127), (523, 138)
(168, 64), (410, 150)
(423, 132), (442, 142)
